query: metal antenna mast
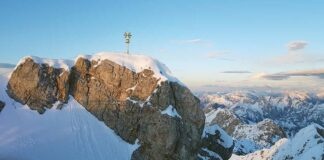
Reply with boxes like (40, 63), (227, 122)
(124, 32), (132, 54)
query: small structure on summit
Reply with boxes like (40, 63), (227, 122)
(124, 32), (132, 54)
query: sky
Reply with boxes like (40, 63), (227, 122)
(0, 0), (324, 92)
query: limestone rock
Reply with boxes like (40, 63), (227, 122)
(69, 57), (205, 160)
(7, 54), (231, 160)
(7, 58), (69, 114)
(199, 124), (234, 160)
(205, 108), (242, 135)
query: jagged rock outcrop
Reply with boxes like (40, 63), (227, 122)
(0, 100), (4, 112)
(204, 108), (242, 135)
(233, 119), (286, 154)
(69, 57), (205, 160)
(204, 107), (286, 155)
(6, 54), (214, 160)
(199, 124), (234, 160)
(7, 58), (69, 114)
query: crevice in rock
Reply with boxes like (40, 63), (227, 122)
(0, 101), (5, 112)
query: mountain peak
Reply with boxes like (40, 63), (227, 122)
(16, 52), (181, 85)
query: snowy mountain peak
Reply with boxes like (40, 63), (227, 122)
(15, 52), (181, 84)
(231, 123), (324, 160)
(2, 53), (219, 160)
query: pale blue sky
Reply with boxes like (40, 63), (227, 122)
(0, 0), (323, 90)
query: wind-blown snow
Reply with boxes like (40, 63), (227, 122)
(0, 74), (139, 160)
(160, 105), (182, 119)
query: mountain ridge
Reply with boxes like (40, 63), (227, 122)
(0, 53), (233, 160)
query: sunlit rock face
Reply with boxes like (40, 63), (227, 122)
(6, 54), (212, 160)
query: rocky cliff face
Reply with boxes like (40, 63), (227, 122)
(7, 58), (69, 114)
(69, 57), (205, 160)
(6, 54), (232, 160)
(199, 124), (234, 160)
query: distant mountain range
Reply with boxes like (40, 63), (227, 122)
(198, 91), (324, 135)
(0, 63), (15, 68)
(198, 91), (324, 155)
(231, 124), (324, 160)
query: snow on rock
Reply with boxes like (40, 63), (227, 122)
(0, 74), (139, 160)
(160, 105), (182, 119)
(14, 52), (182, 85)
(233, 119), (285, 148)
(76, 52), (181, 85)
(203, 104), (286, 155)
(203, 124), (234, 148)
(198, 148), (223, 160)
(16, 56), (74, 71)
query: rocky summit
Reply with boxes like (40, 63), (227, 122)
(4, 53), (233, 160)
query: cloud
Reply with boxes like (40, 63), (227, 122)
(0, 63), (15, 68)
(173, 38), (204, 44)
(221, 70), (251, 73)
(286, 41), (308, 51)
(268, 40), (324, 64)
(254, 69), (324, 80)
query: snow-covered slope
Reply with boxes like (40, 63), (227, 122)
(230, 138), (288, 160)
(273, 124), (324, 160)
(230, 124), (324, 160)
(0, 73), (139, 160)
